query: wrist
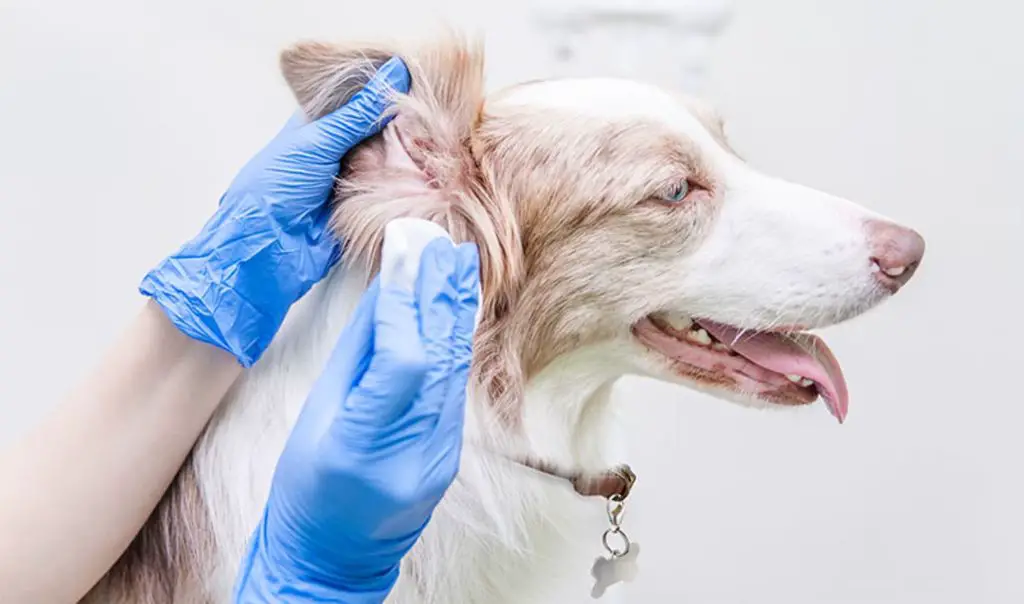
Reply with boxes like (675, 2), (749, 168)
(140, 262), (283, 367)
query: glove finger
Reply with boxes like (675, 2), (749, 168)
(307, 56), (411, 160)
(341, 278), (428, 429)
(403, 237), (460, 424)
(431, 243), (481, 450)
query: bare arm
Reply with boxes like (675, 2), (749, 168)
(0, 301), (241, 603)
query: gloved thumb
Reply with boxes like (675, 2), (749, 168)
(307, 56), (411, 160)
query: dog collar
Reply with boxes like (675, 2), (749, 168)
(510, 456), (637, 501)
(503, 455), (640, 599)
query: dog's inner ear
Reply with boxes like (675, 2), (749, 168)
(279, 37), (529, 421)
(278, 38), (507, 259)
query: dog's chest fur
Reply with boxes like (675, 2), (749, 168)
(188, 265), (628, 603)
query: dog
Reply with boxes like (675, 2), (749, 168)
(83, 32), (925, 603)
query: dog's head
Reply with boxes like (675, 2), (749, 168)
(281, 34), (924, 425)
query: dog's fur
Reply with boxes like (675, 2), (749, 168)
(83, 33), (923, 603)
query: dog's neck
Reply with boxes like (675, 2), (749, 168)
(468, 341), (633, 478)
(394, 341), (636, 603)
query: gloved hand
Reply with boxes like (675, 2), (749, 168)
(140, 57), (411, 367)
(232, 233), (481, 603)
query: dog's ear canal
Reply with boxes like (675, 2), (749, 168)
(279, 42), (399, 121)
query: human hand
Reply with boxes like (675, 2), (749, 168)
(140, 57), (411, 367)
(232, 223), (480, 603)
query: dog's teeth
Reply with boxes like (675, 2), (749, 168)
(663, 313), (693, 332)
(712, 342), (731, 353)
(686, 328), (712, 346)
(786, 374), (815, 387)
(882, 265), (906, 278)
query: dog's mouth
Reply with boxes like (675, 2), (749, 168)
(632, 313), (849, 423)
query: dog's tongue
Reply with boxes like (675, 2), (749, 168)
(697, 320), (849, 423)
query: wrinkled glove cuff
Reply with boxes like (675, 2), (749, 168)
(140, 267), (275, 367)
(233, 516), (398, 604)
(139, 191), (337, 367)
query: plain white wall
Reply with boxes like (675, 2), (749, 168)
(1, 1), (1021, 602)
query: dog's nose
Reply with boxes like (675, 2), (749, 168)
(865, 219), (925, 293)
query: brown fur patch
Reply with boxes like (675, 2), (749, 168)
(281, 34), (521, 302)
(470, 106), (720, 417)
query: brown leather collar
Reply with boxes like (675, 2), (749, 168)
(511, 456), (637, 501)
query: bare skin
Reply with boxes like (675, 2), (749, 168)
(0, 301), (241, 604)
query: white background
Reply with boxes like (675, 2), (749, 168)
(1, 1), (1021, 602)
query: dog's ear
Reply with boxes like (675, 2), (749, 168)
(279, 36), (486, 135)
(280, 42), (398, 121)
(280, 36), (529, 424)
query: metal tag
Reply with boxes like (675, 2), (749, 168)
(590, 542), (640, 598)
(590, 495), (640, 598)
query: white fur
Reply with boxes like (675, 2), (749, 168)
(194, 263), (632, 602)
(672, 172), (889, 331)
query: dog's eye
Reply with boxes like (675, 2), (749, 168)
(662, 181), (691, 203)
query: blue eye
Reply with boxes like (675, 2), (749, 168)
(663, 181), (690, 203)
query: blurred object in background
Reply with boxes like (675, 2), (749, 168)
(533, 0), (732, 91)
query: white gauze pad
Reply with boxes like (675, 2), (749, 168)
(379, 217), (482, 329)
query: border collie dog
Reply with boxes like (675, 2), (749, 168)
(84, 33), (925, 604)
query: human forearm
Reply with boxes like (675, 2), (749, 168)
(0, 301), (241, 603)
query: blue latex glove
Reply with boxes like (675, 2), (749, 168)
(232, 236), (481, 603)
(140, 57), (411, 367)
